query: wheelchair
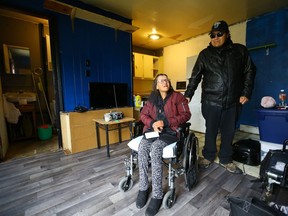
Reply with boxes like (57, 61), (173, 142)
(118, 122), (199, 209)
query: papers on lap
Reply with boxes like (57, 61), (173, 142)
(145, 131), (159, 139)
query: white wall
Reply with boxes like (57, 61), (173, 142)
(163, 21), (248, 132)
(164, 21), (247, 84)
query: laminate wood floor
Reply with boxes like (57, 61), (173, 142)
(0, 141), (264, 216)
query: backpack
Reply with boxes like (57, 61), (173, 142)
(232, 139), (261, 166)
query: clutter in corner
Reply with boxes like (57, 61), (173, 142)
(3, 94), (21, 124)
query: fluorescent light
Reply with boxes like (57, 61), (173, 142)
(148, 34), (161, 40)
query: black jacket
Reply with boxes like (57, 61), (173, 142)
(184, 39), (256, 108)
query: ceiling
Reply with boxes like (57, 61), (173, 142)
(0, 8), (49, 26)
(79, 0), (288, 50)
(1, 1), (287, 51)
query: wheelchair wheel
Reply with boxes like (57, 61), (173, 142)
(163, 190), (176, 209)
(183, 133), (199, 190)
(132, 163), (137, 171)
(118, 176), (133, 192)
(183, 133), (198, 173)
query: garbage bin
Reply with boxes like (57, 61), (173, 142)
(38, 124), (52, 140)
(257, 109), (288, 144)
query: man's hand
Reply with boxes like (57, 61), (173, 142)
(240, 96), (249, 105)
(152, 120), (164, 133)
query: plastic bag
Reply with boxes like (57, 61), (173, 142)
(228, 196), (285, 216)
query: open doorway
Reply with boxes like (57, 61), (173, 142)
(0, 7), (60, 160)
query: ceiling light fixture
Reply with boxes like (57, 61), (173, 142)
(148, 34), (161, 40)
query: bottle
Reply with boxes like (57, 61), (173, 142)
(135, 95), (142, 108)
(279, 89), (286, 107)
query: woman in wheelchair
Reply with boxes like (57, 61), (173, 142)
(136, 74), (191, 216)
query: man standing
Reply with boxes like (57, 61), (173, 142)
(185, 20), (256, 174)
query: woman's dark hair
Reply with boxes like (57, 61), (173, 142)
(152, 73), (174, 91)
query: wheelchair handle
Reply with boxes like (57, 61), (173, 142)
(283, 139), (288, 152)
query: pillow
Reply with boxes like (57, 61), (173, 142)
(261, 96), (276, 108)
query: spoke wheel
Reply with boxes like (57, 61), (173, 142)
(183, 133), (194, 172)
(183, 133), (199, 188)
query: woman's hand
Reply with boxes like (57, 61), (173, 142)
(152, 120), (164, 133)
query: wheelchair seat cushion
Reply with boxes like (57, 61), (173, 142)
(127, 135), (143, 151)
(127, 136), (178, 158)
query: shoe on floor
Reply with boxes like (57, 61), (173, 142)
(220, 162), (243, 174)
(198, 157), (212, 169)
(145, 198), (162, 216)
(136, 189), (149, 209)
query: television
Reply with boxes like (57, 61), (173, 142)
(89, 82), (129, 109)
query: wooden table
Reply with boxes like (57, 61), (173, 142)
(93, 117), (135, 157)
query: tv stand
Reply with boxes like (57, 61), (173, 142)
(60, 107), (133, 154)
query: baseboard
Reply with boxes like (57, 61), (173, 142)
(239, 124), (259, 134)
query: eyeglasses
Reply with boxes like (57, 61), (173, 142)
(157, 79), (169, 84)
(210, 32), (224, 39)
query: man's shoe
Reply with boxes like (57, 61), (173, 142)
(145, 198), (162, 216)
(136, 189), (149, 209)
(220, 162), (243, 174)
(198, 158), (212, 169)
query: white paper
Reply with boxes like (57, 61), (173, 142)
(145, 131), (159, 139)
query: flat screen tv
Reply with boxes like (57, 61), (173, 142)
(89, 82), (129, 109)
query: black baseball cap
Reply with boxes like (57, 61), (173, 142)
(210, 20), (229, 33)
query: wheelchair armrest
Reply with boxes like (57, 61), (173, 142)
(133, 121), (144, 138)
(281, 163), (288, 187)
(177, 122), (191, 131)
(177, 122), (191, 139)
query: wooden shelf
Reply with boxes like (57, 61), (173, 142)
(133, 77), (153, 80)
(60, 107), (134, 154)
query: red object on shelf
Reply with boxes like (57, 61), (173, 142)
(39, 124), (50, 128)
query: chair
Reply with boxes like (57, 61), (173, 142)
(118, 122), (199, 209)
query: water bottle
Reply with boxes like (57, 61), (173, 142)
(279, 89), (286, 107)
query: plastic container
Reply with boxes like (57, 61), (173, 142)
(260, 140), (284, 161)
(134, 95), (142, 108)
(38, 124), (52, 140)
(257, 109), (288, 144)
(279, 89), (287, 107)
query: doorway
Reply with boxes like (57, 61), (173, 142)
(0, 8), (60, 160)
